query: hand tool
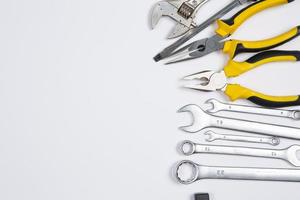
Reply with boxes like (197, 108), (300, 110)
(151, 0), (210, 39)
(205, 99), (300, 120)
(204, 130), (280, 146)
(167, 20), (300, 64)
(154, 0), (294, 62)
(153, 0), (259, 61)
(175, 160), (300, 184)
(183, 50), (300, 107)
(178, 104), (300, 139)
(180, 141), (300, 166)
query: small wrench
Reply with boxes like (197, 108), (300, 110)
(180, 141), (300, 166)
(178, 104), (300, 140)
(175, 160), (300, 184)
(204, 131), (280, 146)
(205, 99), (300, 120)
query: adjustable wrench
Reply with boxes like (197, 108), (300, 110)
(151, 0), (210, 39)
(178, 104), (300, 140)
(180, 141), (300, 166)
(205, 99), (300, 120)
(175, 160), (300, 184)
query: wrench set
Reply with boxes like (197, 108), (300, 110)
(150, 0), (300, 198)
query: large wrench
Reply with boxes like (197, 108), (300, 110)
(175, 160), (300, 184)
(178, 104), (300, 140)
(205, 99), (300, 120)
(180, 141), (300, 166)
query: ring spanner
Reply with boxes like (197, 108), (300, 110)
(175, 160), (300, 184)
(180, 141), (300, 166)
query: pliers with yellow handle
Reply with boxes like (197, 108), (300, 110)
(183, 50), (300, 108)
(166, 0), (297, 64)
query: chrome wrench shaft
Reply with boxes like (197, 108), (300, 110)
(178, 104), (300, 140)
(204, 131), (280, 146)
(180, 141), (300, 166)
(206, 99), (300, 120)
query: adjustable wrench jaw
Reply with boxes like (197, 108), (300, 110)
(151, 0), (209, 39)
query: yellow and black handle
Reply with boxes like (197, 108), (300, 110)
(225, 84), (300, 107)
(223, 50), (300, 107)
(224, 50), (300, 77)
(216, 0), (294, 37)
(223, 26), (300, 58)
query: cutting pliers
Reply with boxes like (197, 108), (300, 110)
(183, 50), (300, 107)
(166, 0), (297, 64)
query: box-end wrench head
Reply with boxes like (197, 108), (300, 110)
(175, 160), (300, 184)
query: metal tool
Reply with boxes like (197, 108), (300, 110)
(151, 0), (210, 39)
(205, 99), (300, 120)
(166, 0), (297, 64)
(204, 131), (280, 146)
(153, 0), (258, 61)
(180, 141), (300, 166)
(183, 50), (300, 107)
(178, 104), (300, 139)
(175, 160), (300, 184)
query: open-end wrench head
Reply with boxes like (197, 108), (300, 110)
(205, 99), (224, 113)
(204, 130), (218, 142)
(178, 104), (211, 133)
(286, 145), (300, 167)
(175, 160), (199, 184)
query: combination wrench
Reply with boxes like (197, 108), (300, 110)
(180, 141), (300, 166)
(178, 104), (300, 140)
(175, 160), (300, 184)
(204, 131), (280, 146)
(205, 99), (300, 120)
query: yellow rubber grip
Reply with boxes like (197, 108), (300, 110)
(216, 0), (289, 37)
(223, 26), (300, 58)
(224, 54), (298, 77)
(225, 84), (300, 107)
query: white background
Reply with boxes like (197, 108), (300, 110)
(0, 0), (300, 199)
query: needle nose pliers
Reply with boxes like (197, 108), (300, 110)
(166, 0), (297, 64)
(183, 50), (300, 108)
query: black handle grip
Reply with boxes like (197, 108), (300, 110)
(248, 96), (300, 108)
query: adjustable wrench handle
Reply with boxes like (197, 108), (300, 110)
(209, 114), (300, 139)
